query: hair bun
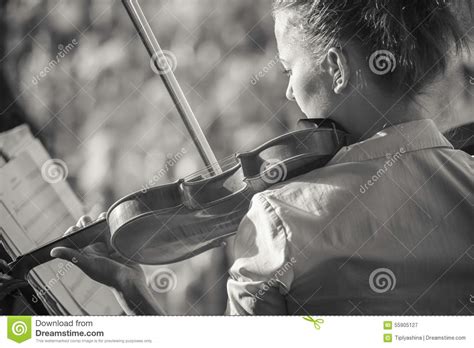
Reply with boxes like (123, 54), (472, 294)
(361, 0), (467, 91)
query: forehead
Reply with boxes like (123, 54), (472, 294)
(274, 11), (303, 61)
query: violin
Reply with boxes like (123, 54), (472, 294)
(8, 0), (353, 279)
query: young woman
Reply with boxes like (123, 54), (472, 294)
(48, 0), (473, 315)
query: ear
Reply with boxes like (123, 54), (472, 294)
(326, 47), (350, 94)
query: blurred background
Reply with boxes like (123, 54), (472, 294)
(0, 0), (472, 315)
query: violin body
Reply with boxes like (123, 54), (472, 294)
(8, 120), (351, 278)
(108, 122), (350, 264)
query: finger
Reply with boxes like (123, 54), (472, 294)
(98, 212), (107, 220)
(86, 242), (108, 255)
(109, 251), (137, 267)
(64, 225), (79, 236)
(0, 280), (29, 299)
(0, 259), (10, 273)
(0, 273), (13, 281)
(51, 247), (86, 266)
(1, 279), (27, 289)
(76, 215), (93, 228)
(50, 247), (98, 277)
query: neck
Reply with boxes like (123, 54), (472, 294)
(336, 94), (426, 142)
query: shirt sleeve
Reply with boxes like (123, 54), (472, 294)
(225, 193), (294, 315)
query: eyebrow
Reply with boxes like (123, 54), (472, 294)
(275, 47), (283, 62)
(276, 48), (290, 65)
(277, 54), (287, 64)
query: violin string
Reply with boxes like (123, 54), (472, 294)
(184, 154), (238, 180)
(194, 155), (236, 173)
(197, 155), (237, 173)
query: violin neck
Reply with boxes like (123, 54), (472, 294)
(8, 219), (109, 279)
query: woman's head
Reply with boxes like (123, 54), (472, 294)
(273, 0), (470, 138)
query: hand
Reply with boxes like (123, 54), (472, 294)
(50, 213), (165, 315)
(0, 259), (28, 301)
(50, 213), (146, 292)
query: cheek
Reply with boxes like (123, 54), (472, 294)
(293, 70), (330, 116)
(296, 74), (318, 99)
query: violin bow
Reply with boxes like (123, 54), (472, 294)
(122, 0), (222, 175)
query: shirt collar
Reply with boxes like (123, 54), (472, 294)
(329, 119), (453, 165)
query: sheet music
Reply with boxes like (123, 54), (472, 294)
(0, 126), (122, 315)
(0, 124), (32, 160)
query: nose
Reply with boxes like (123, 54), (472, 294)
(285, 81), (295, 101)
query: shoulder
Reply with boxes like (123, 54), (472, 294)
(257, 162), (365, 215)
(230, 163), (361, 276)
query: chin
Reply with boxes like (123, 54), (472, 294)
(304, 109), (328, 120)
(300, 107), (316, 119)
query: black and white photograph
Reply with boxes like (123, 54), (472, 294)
(0, 0), (473, 345)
